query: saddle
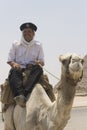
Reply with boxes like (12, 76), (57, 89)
(0, 71), (55, 105)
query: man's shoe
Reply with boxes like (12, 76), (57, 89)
(14, 95), (26, 107)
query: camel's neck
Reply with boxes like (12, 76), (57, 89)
(49, 76), (77, 129)
(58, 76), (76, 104)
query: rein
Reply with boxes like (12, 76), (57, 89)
(43, 67), (60, 80)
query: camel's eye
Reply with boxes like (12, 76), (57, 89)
(72, 59), (76, 63)
(72, 58), (81, 63)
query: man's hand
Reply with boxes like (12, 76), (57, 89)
(12, 63), (22, 70)
(35, 60), (44, 66)
(8, 61), (22, 70)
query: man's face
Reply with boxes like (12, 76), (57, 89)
(23, 28), (35, 42)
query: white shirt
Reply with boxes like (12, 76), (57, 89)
(7, 40), (45, 68)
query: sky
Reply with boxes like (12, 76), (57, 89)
(0, 0), (87, 86)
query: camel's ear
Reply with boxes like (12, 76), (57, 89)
(59, 54), (72, 64)
(59, 55), (64, 62)
(59, 55), (67, 64)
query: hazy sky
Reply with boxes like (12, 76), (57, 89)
(0, 0), (87, 85)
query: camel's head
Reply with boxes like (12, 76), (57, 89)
(59, 53), (84, 83)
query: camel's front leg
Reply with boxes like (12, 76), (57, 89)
(3, 105), (15, 130)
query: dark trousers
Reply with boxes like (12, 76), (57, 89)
(8, 65), (43, 97)
(8, 68), (24, 97)
(25, 65), (43, 95)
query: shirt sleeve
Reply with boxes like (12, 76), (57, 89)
(7, 42), (16, 62)
(38, 44), (45, 64)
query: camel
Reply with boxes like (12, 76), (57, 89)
(3, 53), (83, 130)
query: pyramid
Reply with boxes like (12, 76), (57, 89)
(76, 55), (87, 93)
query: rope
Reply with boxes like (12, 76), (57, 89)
(43, 67), (60, 80)
(38, 63), (60, 80)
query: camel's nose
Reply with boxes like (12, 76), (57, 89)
(72, 62), (81, 71)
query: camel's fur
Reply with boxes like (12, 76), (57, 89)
(3, 53), (83, 130)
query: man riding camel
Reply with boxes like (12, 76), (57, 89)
(7, 22), (44, 107)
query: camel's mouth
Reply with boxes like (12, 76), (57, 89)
(69, 63), (83, 72)
(69, 60), (83, 81)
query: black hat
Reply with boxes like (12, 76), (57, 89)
(20, 22), (37, 31)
